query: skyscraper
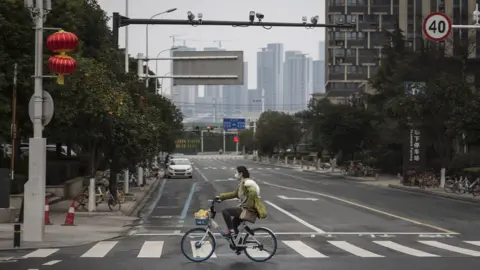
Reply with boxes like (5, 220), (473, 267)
(203, 47), (225, 121)
(171, 46), (198, 117)
(313, 60), (325, 93)
(257, 44), (284, 111)
(283, 51), (313, 112)
(318, 41), (325, 61)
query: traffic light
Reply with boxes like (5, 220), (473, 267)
(207, 126), (212, 133)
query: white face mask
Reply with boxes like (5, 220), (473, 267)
(234, 172), (241, 180)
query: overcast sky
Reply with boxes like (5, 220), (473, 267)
(97, 0), (325, 90)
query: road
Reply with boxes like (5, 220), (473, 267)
(3, 155), (480, 269)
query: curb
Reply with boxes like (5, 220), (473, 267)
(388, 184), (480, 204)
(301, 170), (379, 182)
(126, 178), (161, 217)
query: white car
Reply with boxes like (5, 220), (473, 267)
(166, 158), (193, 178)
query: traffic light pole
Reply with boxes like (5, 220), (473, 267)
(111, 13), (354, 48)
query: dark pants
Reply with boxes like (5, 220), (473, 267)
(222, 207), (242, 232)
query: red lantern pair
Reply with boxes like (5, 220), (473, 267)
(46, 30), (79, 85)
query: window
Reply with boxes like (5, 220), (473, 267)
(335, 0), (345, 5)
(347, 0), (357, 5)
(347, 66), (358, 73)
(335, 32), (345, 39)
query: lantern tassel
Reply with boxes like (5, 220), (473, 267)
(56, 74), (65, 85)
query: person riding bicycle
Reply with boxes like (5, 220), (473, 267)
(215, 166), (267, 238)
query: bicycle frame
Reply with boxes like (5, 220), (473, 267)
(196, 201), (262, 248)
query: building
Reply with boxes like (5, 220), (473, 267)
(257, 43), (284, 111)
(325, 0), (478, 98)
(247, 89), (262, 112)
(202, 47), (226, 121)
(318, 41), (325, 60)
(283, 51), (313, 112)
(313, 60), (325, 93)
(171, 46), (198, 117)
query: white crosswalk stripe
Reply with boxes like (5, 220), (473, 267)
(137, 241), (164, 258)
(80, 241), (118, 258)
(16, 239), (480, 260)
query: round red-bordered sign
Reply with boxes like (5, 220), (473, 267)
(423, 12), (452, 41)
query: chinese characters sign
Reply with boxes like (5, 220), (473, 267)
(409, 129), (421, 162)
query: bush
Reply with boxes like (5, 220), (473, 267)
(448, 152), (480, 173)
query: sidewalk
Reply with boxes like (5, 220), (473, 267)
(388, 184), (480, 204)
(0, 177), (161, 250)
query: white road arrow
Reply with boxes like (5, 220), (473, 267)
(277, 195), (318, 201)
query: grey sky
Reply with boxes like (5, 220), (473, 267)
(98, 0), (325, 90)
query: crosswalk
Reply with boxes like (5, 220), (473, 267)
(16, 238), (480, 260)
(195, 166), (280, 171)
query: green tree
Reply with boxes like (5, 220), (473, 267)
(256, 111), (298, 155)
(238, 129), (255, 152)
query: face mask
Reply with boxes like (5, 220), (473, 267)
(234, 172), (241, 180)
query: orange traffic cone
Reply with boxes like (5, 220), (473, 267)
(44, 199), (53, 225)
(62, 200), (76, 226)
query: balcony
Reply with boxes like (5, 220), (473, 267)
(370, 5), (390, 13)
(329, 39), (346, 47)
(347, 38), (367, 48)
(328, 71), (346, 81)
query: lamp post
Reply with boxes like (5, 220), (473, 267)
(157, 72), (172, 95)
(125, 0), (129, 73)
(23, 0), (52, 242)
(154, 47), (178, 93)
(145, 8), (177, 87)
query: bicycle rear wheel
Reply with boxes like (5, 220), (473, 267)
(181, 228), (216, 262)
(243, 227), (277, 262)
(107, 193), (121, 211)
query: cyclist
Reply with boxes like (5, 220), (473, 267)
(215, 166), (266, 238)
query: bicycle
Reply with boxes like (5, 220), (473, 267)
(73, 182), (122, 211)
(180, 198), (277, 263)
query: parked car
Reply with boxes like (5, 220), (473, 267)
(165, 158), (193, 179)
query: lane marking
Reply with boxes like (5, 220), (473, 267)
(132, 231), (456, 236)
(191, 241), (217, 258)
(194, 167), (210, 182)
(142, 179), (167, 219)
(23, 249), (59, 258)
(283, 240), (328, 258)
(328, 241), (383, 257)
(180, 182), (197, 220)
(263, 181), (457, 234)
(465, 241), (480, 247)
(373, 241), (438, 257)
(264, 200), (325, 233)
(137, 241), (164, 258)
(419, 241), (480, 256)
(80, 241), (118, 258)
(42, 260), (62, 265)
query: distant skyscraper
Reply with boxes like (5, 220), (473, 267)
(313, 60), (325, 93)
(247, 89), (262, 112)
(257, 43), (284, 111)
(171, 46), (197, 117)
(283, 51), (313, 112)
(318, 41), (325, 61)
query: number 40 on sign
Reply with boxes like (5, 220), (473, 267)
(423, 12), (452, 42)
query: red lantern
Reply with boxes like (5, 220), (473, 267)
(46, 30), (79, 54)
(48, 54), (77, 85)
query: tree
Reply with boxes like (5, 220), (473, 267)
(238, 129), (255, 152)
(256, 111), (299, 155)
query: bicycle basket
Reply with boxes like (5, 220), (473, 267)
(194, 209), (209, 225)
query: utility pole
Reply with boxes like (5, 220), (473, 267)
(124, 0), (129, 73)
(10, 63), (18, 181)
(213, 98), (217, 123)
(24, 0), (51, 242)
(261, 88), (265, 112)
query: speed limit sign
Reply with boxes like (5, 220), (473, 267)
(423, 12), (452, 41)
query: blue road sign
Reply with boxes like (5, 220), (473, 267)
(223, 118), (246, 130)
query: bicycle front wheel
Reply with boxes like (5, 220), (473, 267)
(243, 227), (277, 262)
(181, 228), (216, 262)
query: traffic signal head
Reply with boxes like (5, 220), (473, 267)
(207, 126), (212, 130)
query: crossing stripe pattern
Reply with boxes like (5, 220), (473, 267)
(19, 239), (480, 259)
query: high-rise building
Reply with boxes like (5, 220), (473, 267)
(171, 46), (198, 117)
(223, 62), (248, 116)
(247, 89), (262, 112)
(201, 47), (226, 121)
(325, 0), (479, 97)
(313, 60), (325, 93)
(283, 51), (313, 112)
(257, 43), (284, 111)
(318, 41), (325, 61)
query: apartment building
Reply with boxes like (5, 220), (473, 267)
(325, 0), (478, 98)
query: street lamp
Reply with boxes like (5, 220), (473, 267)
(154, 47), (178, 93)
(23, 0), (52, 242)
(157, 72), (172, 95)
(145, 8), (177, 87)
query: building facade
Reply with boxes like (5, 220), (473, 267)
(283, 51), (313, 112)
(257, 43), (284, 111)
(325, 0), (478, 96)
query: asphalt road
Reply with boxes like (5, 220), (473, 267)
(3, 156), (480, 270)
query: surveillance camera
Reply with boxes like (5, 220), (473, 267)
(310, 15), (319, 25)
(256, 13), (264, 21)
(249, 11), (255, 23)
(302, 16), (308, 24)
(187, 11), (195, 22)
(198, 13), (203, 22)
